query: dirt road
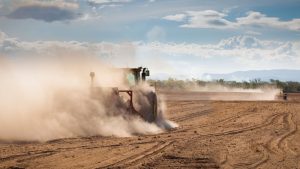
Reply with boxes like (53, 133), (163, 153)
(1, 92), (300, 169)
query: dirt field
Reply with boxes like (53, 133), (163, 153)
(1, 92), (300, 169)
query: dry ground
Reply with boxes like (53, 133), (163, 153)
(1, 92), (300, 169)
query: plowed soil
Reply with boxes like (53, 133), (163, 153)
(1, 92), (300, 169)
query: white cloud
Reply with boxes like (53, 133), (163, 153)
(222, 5), (238, 14)
(1, 31), (298, 64)
(146, 26), (166, 41)
(162, 14), (186, 22)
(1, 30), (299, 77)
(138, 35), (300, 70)
(163, 10), (300, 31)
(181, 10), (234, 29)
(97, 3), (123, 9)
(3, 0), (79, 10)
(218, 35), (264, 49)
(0, 30), (137, 67)
(87, 0), (132, 5)
(236, 11), (300, 31)
(0, 31), (6, 42)
(245, 30), (261, 36)
(86, 0), (132, 13)
(2, 0), (81, 22)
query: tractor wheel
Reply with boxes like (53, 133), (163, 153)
(133, 90), (158, 122)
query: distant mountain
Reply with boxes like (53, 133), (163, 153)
(202, 69), (300, 82)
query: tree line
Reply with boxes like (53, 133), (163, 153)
(148, 78), (300, 92)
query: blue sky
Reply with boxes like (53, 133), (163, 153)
(0, 0), (300, 79)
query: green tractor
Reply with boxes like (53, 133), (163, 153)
(89, 67), (158, 122)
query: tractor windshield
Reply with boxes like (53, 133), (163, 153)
(126, 73), (136, 86)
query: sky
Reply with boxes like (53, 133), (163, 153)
(0, 0), (300, 79)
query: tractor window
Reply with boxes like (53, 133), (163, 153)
(126, 73), (136, 86)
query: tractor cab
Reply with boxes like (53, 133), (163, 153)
(121, 67), (150, 86)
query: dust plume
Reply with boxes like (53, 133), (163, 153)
(0, 52), (176, 142)
(188, 84), (281, 100)
(156, 81), (281, 101)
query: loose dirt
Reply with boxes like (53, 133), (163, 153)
(1, 92), (300, 169)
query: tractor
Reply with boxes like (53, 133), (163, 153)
(89, 67), (158, 122)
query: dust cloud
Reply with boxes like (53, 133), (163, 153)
(0, 53), (176, 142)
(189, 84), (281, 100)
(158, 82), (281, 101)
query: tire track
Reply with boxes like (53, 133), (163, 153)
(161, 108), (279, 137)
(232, 145), (269, 169)
(198, 113), (284, 137)
(217, 112), (295, 169)
(280, 113), (297, 156)
(15, 151), (56, 163)
(219, 149), (228, 166)
(250, 145), (269, 168)
(190, 110), (260, 131)
(97, 140), (174, 168)
(267, 113), (297, 155)
(152, 155), (219, 169)
(170, 104), (207, 117)
(172, 109), (211, 122)
(0, 150), (57, 163)
(171, 102), (206, 112)
(0, 144), (108, 163)
(178, 107), (263, 131)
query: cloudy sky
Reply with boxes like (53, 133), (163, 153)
(0, 0), (300, 79)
